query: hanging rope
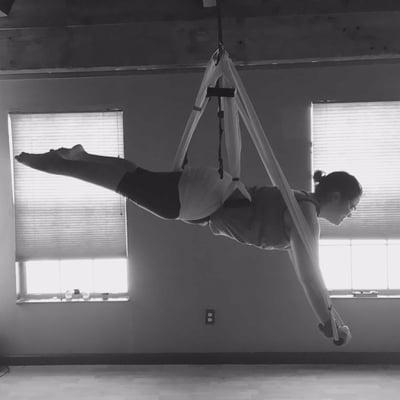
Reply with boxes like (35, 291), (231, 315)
(216, 0), (224, 178)
(217, 89), (224, 179)
(215, 0), (224, 64)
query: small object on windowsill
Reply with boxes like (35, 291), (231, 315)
(353, 290), (379, 297)
(64, 288), (91, 301)
(82, 291), (90, 301)
(102, 292), (110, 301)
(65, 290), (73, 301)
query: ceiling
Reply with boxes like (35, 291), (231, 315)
(2, 0), (400, 74)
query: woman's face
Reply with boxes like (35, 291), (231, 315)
(322, 192), (361, 226)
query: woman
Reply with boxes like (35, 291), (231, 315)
(15, 145), (362, 345)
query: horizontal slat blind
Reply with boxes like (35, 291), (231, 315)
(312, 102), (400, 239)
(10, 111), (127, 261)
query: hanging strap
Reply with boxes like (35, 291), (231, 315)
(172, 51), (251, 202)
(220, 60), (251, 201)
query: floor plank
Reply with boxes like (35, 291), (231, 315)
(1, 364), (399, 399)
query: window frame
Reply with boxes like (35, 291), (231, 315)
(10, 109), (129, 304)
(311, 100), (400, 297)
(320, 238), (400, 298)
(16, 260), (130, 304)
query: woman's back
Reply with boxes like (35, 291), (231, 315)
(209, 186), (319, 250)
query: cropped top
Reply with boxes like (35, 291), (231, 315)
(208, 186), (320, 251)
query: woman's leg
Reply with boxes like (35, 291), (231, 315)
(15, 146), (182, 219)
(55, 144), (137, 171)
(15, 149), (131, 192)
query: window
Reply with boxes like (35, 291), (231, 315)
(320, 239), (400, 297)
(10, 111), (128, 303)
(312, 102), (400, 296)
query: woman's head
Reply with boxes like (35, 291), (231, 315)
(313, 170), (363, 225)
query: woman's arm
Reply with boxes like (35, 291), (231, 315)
(287, 202), (351, 345)
(287, 202), (332, 325)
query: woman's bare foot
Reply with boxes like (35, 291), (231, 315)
(15, 150), (67, 174)
(53, 144), (86, 160)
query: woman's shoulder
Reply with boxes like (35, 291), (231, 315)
(283, 196), (320, 238)
(294, 190), (321, 216)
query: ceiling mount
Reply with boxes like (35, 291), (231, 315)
(203, 0), (216, 8)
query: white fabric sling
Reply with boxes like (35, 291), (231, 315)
(172, 49), (349, 345)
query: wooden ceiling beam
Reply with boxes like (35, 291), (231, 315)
(3, 0), (400, 27)
(1, 11), (400, 73)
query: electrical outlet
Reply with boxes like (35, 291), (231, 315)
(205, 309), (215, 325)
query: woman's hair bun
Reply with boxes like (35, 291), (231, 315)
(313, 170), (325, 184)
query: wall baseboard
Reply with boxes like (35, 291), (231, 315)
(2, 352), (400, 366)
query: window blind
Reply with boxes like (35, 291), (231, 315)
(312, 102), (400, 239)
(10, 111), (127, 261)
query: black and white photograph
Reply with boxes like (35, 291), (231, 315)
(1, 1), (400, 398)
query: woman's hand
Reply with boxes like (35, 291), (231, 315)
(318, 320), (352, 346)
(334, 325), (352, 346)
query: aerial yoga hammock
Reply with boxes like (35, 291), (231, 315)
(171, 47), (351, 346)
(169, 0), (351, 345)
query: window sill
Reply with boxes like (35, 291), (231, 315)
(331, 294), (400, 299)
(16, 296), (130, 304)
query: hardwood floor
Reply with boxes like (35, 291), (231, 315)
(1, 364), (399, 399)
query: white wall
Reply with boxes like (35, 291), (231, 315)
(1, 62), (400, 356)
